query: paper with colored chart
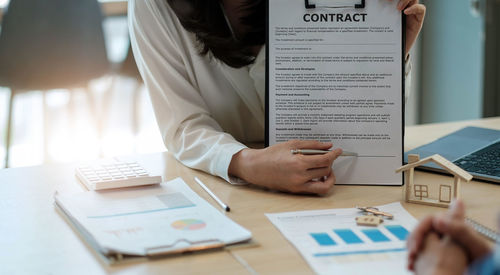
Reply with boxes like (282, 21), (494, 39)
(55, 177), (251, 256)
(266, 202), (417, 275)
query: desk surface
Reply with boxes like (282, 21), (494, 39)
(1, 117), (499, 274)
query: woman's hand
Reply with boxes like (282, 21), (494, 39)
(407, 200), (493, 272)
(393, 0), (426, 57)
(228, 140), (343, 194)
(413, 233), (468, 275)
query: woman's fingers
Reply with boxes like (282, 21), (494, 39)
(291, 140), (332, 150)
(306, 167), (331, 180)
(397, 0), (418, 11)
(407, 215), (434, 271)
(292, 149), (342, 194)
(423, 232), (439, 247)
(404, 3), (426, 18)
(238, 141), (342, 195)
(403, 2), (425, 55)
(433, 216), (493, 260)
(447, 200), (465, 220)
(301, 172), (336, 195)
(302, 149), (343, 169)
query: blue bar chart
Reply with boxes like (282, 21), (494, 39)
(309, 225), (410, 247)
(385, 225), (409, 241)
(333, 229), (363, 244)
(361, 229), (391, 243)
(310, 233), (337, 246)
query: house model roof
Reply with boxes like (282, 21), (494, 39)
(396, 154), (473, 182)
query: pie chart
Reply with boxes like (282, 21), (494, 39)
(171, 219), (206, 231)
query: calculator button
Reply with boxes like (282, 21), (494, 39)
(76, 161), (161, 190)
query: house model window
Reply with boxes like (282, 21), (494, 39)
(396, 154), (473, 208)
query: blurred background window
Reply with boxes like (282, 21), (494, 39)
(0, 0), (165, 168)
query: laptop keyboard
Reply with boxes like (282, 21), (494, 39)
(454, 140), (500, 177)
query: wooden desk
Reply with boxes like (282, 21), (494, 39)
(1, 117), (499, 274)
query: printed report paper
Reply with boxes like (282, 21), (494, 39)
(55, 177), (252, 256)
(267, 0), (404, 185)
(266, 202), (417, 275)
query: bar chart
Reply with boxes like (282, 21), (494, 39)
(267, 202), (417, 274)
(309, 225), (410, 259)
(311, 225), (409, 247)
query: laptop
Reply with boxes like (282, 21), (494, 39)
(404, 127), (500, 183)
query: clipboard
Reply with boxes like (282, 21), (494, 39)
(305, 0), (365, 9)
(54, 177), (255, 265)
(265, 0), (406, 185)
(55, 203), (258, 265)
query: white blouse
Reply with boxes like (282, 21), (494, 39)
(128, 0), (411, 183)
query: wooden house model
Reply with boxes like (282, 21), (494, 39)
(395, 154), (473, 208)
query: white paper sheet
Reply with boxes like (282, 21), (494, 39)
(266, 202), (417, 275)
(55, 177), (252, 256)
(267, 0), (404, 185)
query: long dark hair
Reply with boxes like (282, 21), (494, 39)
(166, 0), (265, 68)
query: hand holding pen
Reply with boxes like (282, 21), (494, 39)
(228, 140), (344, 195)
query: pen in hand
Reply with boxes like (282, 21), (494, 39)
(291, 149), (358, 156)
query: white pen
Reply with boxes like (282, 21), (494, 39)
(194, 177), (230, 212)
(291, 149), (358, 156)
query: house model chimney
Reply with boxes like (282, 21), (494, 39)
(408, 154), (420, 164)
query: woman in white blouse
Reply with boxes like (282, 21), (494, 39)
(129, 0), (425, 194)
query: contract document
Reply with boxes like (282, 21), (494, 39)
(266, 0), (404, 185)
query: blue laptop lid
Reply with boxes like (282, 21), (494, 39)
(404, 127), (500, 169)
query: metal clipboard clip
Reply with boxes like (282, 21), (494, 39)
(145, 238), (225, 257)
(305, 0), (365, 9)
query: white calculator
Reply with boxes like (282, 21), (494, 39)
(76, 161), (162, 190)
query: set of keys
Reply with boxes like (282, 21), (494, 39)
(355, 206), (394, 227)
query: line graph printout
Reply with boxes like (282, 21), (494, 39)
(266, 202), (417, 275)
(267, 0), (404, 185)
